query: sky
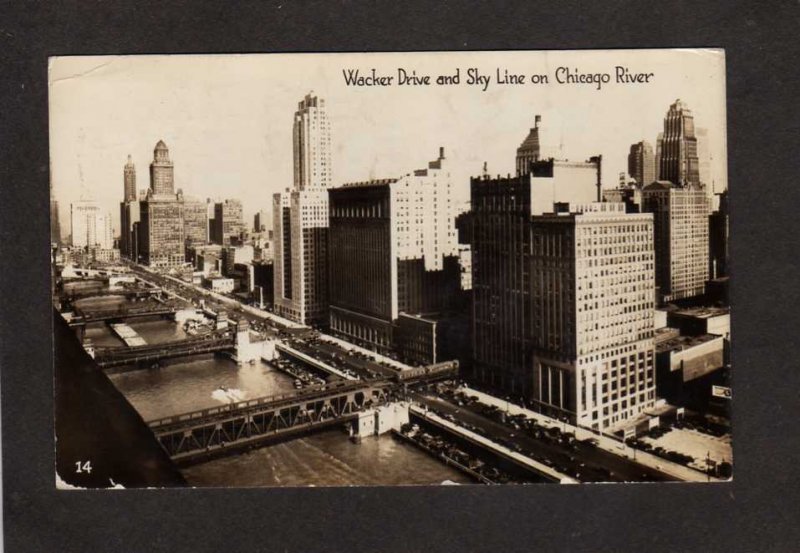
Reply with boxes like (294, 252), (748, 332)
(49, 49), (727, 237)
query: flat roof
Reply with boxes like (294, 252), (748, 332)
(656, 333), (721, 353)
(673, 306), (730, 319)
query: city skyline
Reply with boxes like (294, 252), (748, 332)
(49, 50), (727, 238)
(50, 51), (732, 489)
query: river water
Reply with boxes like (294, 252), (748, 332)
(81, 297), (469, 486)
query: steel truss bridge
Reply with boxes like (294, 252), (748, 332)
(147, 379), (394, 464)
(60, 287), (162, 302)
(94, 332), (235, 368)
(68, 304), (178, 326)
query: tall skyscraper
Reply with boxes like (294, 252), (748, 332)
(643, 181), (710, 303)
(293, 93), (332, 191)
(516, 115), (542, 176)
(120, 154), (139, 258)
(123, 154), (137, 201)
(627, 140), (655, 187)
(658, 99), (701, 187)
(466, 164), (599, 394)
(327, 148), (461, 360)
(531, 202), (656, 430)
(273, 93), (333, 326)
(139, 140), (185, 268)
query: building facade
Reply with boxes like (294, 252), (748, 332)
(273, 93), (333, 326)
(327, 148), (462, 359)
(181, 195), (208, 246)
(627, 140), (655, 187)
(210, 199), (244, 245)
(138, 140), (185, 268)
(659, 99), (701, 188)
(70, 199), (112, 249)
(643, 181), (710, 303)
(530, 203), (656, 431)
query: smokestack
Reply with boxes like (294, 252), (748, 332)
(439, 146), (445, 159)
(535, 115), (541, 128)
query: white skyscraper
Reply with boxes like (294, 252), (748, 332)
(70, 199), (111, 248)
(273, 93), (333, 326)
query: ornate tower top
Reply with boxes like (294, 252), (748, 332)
(154, 140), (170, 162)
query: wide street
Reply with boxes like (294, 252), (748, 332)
(411, 391), (678, 483)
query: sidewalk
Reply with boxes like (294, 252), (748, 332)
(459, 385), (720, 483)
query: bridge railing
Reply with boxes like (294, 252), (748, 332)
(147, 379), (382, 431)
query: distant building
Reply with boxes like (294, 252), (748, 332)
(221, 245), (254, 277)
(89, 247), (120, 264)
(254, 210), (269, 232)
(203, 276), (234, 294)
(273, 93), (333, 326)
(327, 148), (462, 361)
(627, 140), (655, 187)
(528, 157), (603, 212)
(181, 195), (208, 246)
(70, 199), (113, 249)
(516, 115), (542, 176)
(123, 154), (137, 201)
(50, 180), (61, 245)
(696, 127), (712, 190)
(658, 99), (701, 188)
(667, 306), (730, 339)
(211, 199), (244, 245)
(602, 186), (642, 213)
(643, 181), (710, 303)
(187, 243), (223, 276)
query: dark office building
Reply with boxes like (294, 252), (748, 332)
(327, 151), (462, 363)
(627, 140), (655, 187)
(211, 199), (244, 245)
(709, 189), (729, 279)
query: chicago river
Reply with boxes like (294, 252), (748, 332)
(79, 301), (469, 486)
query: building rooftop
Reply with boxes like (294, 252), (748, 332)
(339, 178), (399, 188)
(656, 333), (721, 354)
(673, 306), (730, 319)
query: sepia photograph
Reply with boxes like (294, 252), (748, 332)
(49, 49), (731, 488)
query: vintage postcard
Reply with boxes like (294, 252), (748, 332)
(50, 49), (730, 488)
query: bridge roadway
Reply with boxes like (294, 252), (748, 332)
(69, 305), (178, 326)
(94, 331), (235, 368)
(61, 287), (161, 301)
(410, 391), (678, 483)
(146, 378), (394, 465)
